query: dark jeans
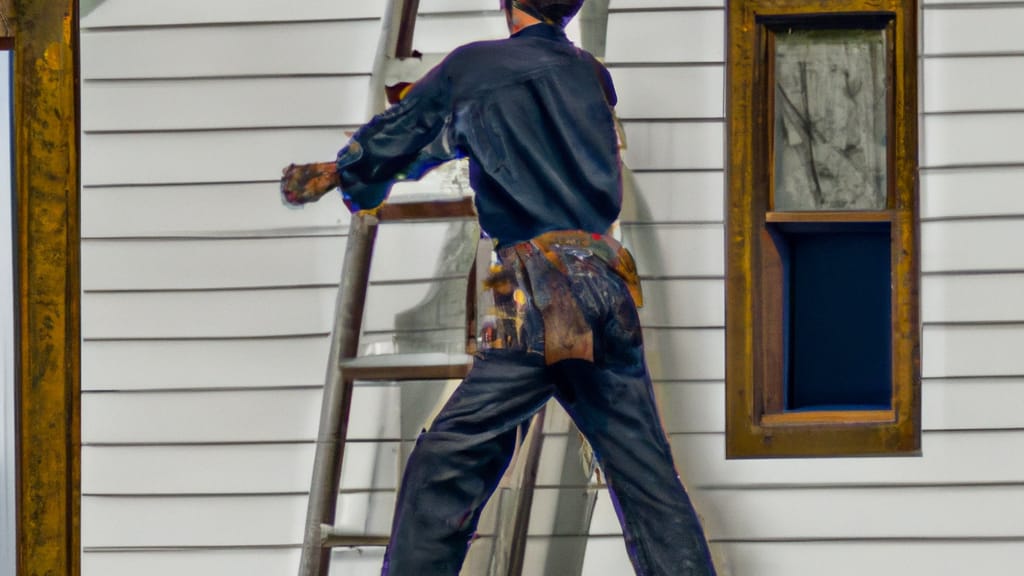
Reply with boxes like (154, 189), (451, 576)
(381, 236), (716, 576)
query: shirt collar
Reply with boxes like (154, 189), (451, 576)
(511, 22), (569, 43)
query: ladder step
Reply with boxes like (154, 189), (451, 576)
(320, 524), (390, 548)
(341, 352), (473, 381)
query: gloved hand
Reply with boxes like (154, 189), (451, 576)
(280, 161), (340, 206)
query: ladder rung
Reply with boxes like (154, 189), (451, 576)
(341, 352), (473, 381)
(378, 196), (476, 222)
(321, 524), (390, 548)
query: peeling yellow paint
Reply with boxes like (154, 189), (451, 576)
(43, 42), (60, 70)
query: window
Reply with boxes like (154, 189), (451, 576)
(726, 0), (919, 457)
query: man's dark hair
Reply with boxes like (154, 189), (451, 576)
(507, 0), (584, 28)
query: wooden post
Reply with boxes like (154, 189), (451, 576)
(12, 0), (81, 575)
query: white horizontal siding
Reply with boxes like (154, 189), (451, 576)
(626, 224), (724, 277)
(81, 1), (384, 27)
(923, 56), (1024, 113)
(81, 183), (349, 238)
(82, 337), (331, 391)
(921, 167), (1024, 220)
(922, 219), (1024, 273)
(605, 10), (723, 64)
(83, 549), (386, 576)
(81, 494), (394, 548)
(621, 121), (725, 169)
(82, 76), (372, 132)
(670, 431), (1024, 489)
(82, 237), (347, 290)
(622, 171), (725, 223)
(81, 387), (402, 444)
(720, 540), (1024, 576)
(923, 325), (1024, 378)
(81, 21), (381, 80)
(611, 65), (724, 119)
(701, 486), (1024, 540)
(645, 328), (724, 381)
(610, 0), (724, 7)
(923, 6), (1024, 55)
(922, 274), (1024, 323)
(83, 128), (347, 186)
(923, 113), (1024, 167)
(414, 12), (508, 53)
(82, 442), (398, 495)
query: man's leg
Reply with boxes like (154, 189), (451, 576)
(381, 351), (551, 576)
(552, 358), (716, 576)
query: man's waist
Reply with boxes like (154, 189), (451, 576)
(496, 230), (643, 308)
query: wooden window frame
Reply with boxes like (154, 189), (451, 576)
(726, 0), (920, 458)
(7, 0), (81, 574)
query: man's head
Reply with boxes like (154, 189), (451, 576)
(502, 0), (584, 29)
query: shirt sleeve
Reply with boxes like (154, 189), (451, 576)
(335, 63), (460, 212)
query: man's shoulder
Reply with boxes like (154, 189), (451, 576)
(446, 38), (510, 64)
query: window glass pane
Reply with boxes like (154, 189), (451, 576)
(782, 224), (892, 410)
(774, 29), (887, 211)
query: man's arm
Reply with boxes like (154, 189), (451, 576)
(280, 64), (455, 210)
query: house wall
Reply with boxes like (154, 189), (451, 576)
(79, 0), (1024, 575)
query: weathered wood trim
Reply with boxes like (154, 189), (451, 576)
(726, 0), (920, 458)
(13, 0), (80, 574)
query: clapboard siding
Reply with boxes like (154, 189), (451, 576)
(923, 6), (1024, 55)
(922, 219), (1024, 272)
(83, 128), (350, 186)
(82, 77), (373, 132)
(605, 10), (724, 64)
(82, 337), (331, 391)
(83, 549), (385, 576)
(923, 324), (1024, 378)
(620, 121), (725, 169)
(611, 65), (724, 119)
(81, 21), (381, 80)
(81, 183), (349, 238)
(81, 1), (384, 28)
(922, 274), (1024, 323)
(610, 0), (724, 7)
(923, 56), (1024, 113)
(622, 171), (725, 223)
(81, 237), (348, 290)
(721, 541), (1024, 576)
(625, 224), (724, 277)
(923, 113), (1024, 167)
(414, 13), (508, 53)
(921, 167), (1024, 219)
(81, 387), (399, 444)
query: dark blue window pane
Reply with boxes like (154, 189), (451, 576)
(779, 223), (892, 410)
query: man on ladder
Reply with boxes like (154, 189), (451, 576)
(281, 1), (716, 574)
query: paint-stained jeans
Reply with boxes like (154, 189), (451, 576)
(381, 232), (716, 576)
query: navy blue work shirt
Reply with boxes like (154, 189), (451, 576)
(336, 23), (622, 247)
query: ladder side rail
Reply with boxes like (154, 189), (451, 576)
(299, 213), (380, 576)
(505, 407), (547, 576)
